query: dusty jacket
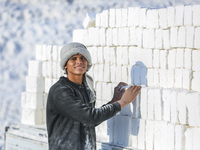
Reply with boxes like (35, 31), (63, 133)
(46, 74), (121, 150)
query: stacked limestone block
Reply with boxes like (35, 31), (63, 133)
(21, 44), (63, 125)
(73, 5), (200, 150)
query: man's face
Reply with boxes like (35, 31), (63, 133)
(64, 54), (88, 76)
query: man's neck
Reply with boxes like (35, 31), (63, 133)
(67, 74), (83, 84)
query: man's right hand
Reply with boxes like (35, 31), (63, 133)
(117, 85), (142, 109)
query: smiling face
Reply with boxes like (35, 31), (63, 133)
(64, 54), (88, 78)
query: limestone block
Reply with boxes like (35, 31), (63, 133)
(186, 92), (200, 127)
(154, 69), (160, 87)
(42, 109), (46, 124)
(193, 127), (200, 149)
(167, 123), (175, 150)
(135, 27), (143, 47)
(129, 47), (140, 65)
(177, 27), (186, 48)
(167, 69), (175, 88)
(121, 47), (129, 65)
(45, 78), (52, 93)
(146, 9), (159, 29)
(141, 49), (153, 68)
(170, 27), (178, 48)
(184, 48), (192, 70)
(158, 8), (167, 28)
(182, 69), (192, 90)
(185, 128), (194, 150)
(192, 72), (200, 92)
(52, 62), (57, 78)
(121, 8), (128, 27)
(177, 91), (187, 124)
(58, 46), (62, 62)
(21, 108), (43, 125)
(109, 9), (115, 27)
(131, 94), (141, 118)
(175, 5), (184, 26)
(96, 82), (102, 100)
(46, 44), (52, 61)
(26, 76), (44, 93)
(107, 118), (114, 142)
(113, 115), (124, 145)
(121, 66), (128, 83)
(186, 26), (194, 48)
(139, 8), (147, 27)
(89, 47), (98, 64)
(140, 87), (148, 119)
(46, 61), (52, 78)
(52, 78), (57, 86)
(193, 5), (200, 26)
(93, 65), (99, 82)
(167, 6), (175, 27)
(112, 28), (118, 46)
(116, 65), (122, 83)
(98, 64), (104, 82)
(131, 65), (141, 85)
(52, 45), (58, 61)
(106, 28), (112, 46)
(155, 29), (163, 49)
(116, 47), (122, 65)
(21, 92), (43, 109)
(145, 120), (154, 150)
(73, 29), (84, 44)
(143, 29), (154, 48)
(95, 13), (101, 27)
(137, 119), (146, 150)
(97, 47), (104, 64)
(99, 28), (106, 46)
(56, 62), (63, 78)
(87, 65), (93, 79)
(154, 89), (163, 121)
(110, 65), (116, 82)
(194, 27), (200, 48)
(35, 45), (43, 60)
(109, 47), (116, 65)
(128, 7), (140, 27)
(163, 29), (170, 49)
(42, 44), (47, 61)
(123, 116), (132, 147)
(115, 9), (122, 27)
(118, 28), (129, 46)
(88, 28), (99, 46)
(162, 89), (171, 122)
(131, 118), (139, 148)
(174, 69), (183, 89)
(168, 49), (176, 69)
(153, 49), (160, 68)
(95, 100), (102, 108)
(102, 83), (112, 101)
(175, 125), (185, 150)
(147, 89), (155, 120)
(184, 6), (192, 26)
(28, 60), (42, 77)
(176, 48), (184, 68)
(192, 50), (200, 71)
(170, 90), (178, 123)
(101, 10), (108, 28)
(147, 69), (154, 87)
(160, 50), (168, 69)
(129, 26), (137, 46)
(104, 64), (110, 82)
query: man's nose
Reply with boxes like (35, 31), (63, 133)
(76, 58), (83, 64)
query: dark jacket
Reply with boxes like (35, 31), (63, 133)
(46, 75), (121, 150)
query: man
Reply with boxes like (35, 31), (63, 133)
(46, 42), (141, 150)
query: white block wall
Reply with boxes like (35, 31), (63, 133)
(20, 5), (200, 150)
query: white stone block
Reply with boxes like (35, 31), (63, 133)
(99, 28), (106, 46)
(46, 44), (52, 61)
(52, 62), (57, 78)
(96, 82), (102, 100)
(103, 48), (110, 64)
(128, 7), (140, 27)
(135, 27), (143, 47)
(42, 44), (47, 61)
(115, 65), (122, 83)
(131, 118), (139, 148)
(182, 69), (192, 90)
(115, 9), (122, 27)
(167, 69), (175, 88)
(184, 48), (192, 70)
(72, 29), (84, 44)
(153, 49), (160, 68)
(52, 78), (57, 86)
(140, 87), (148, 119)
(28, 60), (43, 77)
(146, 9), (159, 29)
(42, 109), (46, 124)
(186, 26), (194, 48)
(175, 125), (185, 150)
(177, 91), (187, 124)
(177, 27), (186, 48)
(116, 47), (122, 65)
(192, 72), (200, 92)
(170, 90), (179, 123)
(123, 116), (132, 147)
(95, 13), (101, 27)
(21, 92), (43, 109)
(154, 69), (160, 87)
(46, 61), (52, 78)
(139, 8), (147, 27)
(35, 45), (43, 60)
(154, 121), (166, 150)
(155, 29), (163, 49)
(131, 65), (141, 85)
(163, 29), (170, 49)
(175, 5), (184, 26)
(185, 128), (194, 150)
(106, 28), (112, 46)
(193, 5), (200, 26)
(88, 28), (99, 46)
(109, 47), (116, 65)
(104, 64), (110, 83)
(121, 47), (129, 65)
(184, 6), (192, 26)
(101, 10), (108, 28)
(21, 108), (43, 125)
(167, 6), (175, 27)
(52, 45), (58, 61)
(129, 26), (137, 46)
(154, 89), (163, 121)
(143, 29), (154, 48)
(107, 118), (114, 142)
(145, 120), (154, 150)
(113, 115), (124, 145)
(98, 64), (104, 82)
(26, 76), (44, 93)
(176, 48), (184, 68)
(129, 47), (140, 65)
(174, 69), (183, 89)
(141, 49), (153, 68)
(109, 9), (115, 27)
(192, 50), (200, 72)
(167, 123), (175, 150)
(194, 27), (200, 48)
(97, 47), (104, 64)
(147, 89), (155, 120)
(168, 49), (176, 69)
(118, 28), (129, 46)
(193, 127), (200, 149)
(102, 83), (112, 101)
(56, 62), (63, 78)
(158, 8), (167, 28)
(160, 50), (168, 69)
(112, 28), (118, 46)
(89, 47), (98, 64)
(170, 27), (178, 47)
(147, 69), (154, 87)
(45, 77), (52, 93)
(93, 65), (99, 82)
(162, 89), (171, 122)
(110, 65), (116, 82)
(121, 66), (128, 83)
(132, 94), (141, 118)
(137, 119), (146, 150)
(128, 65), (132, 84)
(121, 9), (128, 27)
(58, 46), (62, 62)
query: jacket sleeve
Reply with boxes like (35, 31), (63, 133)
(51, 86), (121, 126)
